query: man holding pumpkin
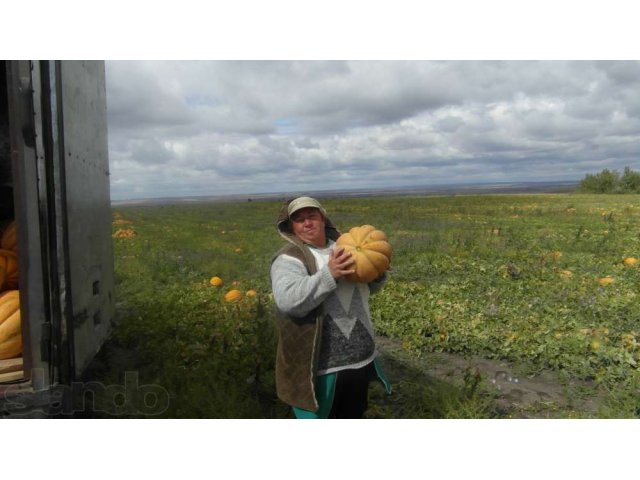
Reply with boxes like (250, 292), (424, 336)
(270, 196), (392, 419)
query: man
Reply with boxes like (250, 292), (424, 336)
(270, 196), (391, 419)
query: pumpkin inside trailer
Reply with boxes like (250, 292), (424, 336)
(0, 61), (23, 383)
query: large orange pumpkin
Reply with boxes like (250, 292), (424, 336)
(335, 225), (392, 283)
(0, 290), (22, 360)
(0, 249), (18, 291)
(1, 221), (17, 253)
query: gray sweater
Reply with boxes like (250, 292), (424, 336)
(270, 240), (386, 375)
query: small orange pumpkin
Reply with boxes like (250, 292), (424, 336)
(623, 257), (639, 266)
(0, 290), (22, 360)
(558, 270), (573, 278)
(0, 249), (18, 291)
(224, 289), (242, 302)
(335, 225), (392, 283)
(210, 276), (224, 287)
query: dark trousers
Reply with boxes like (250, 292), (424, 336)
(328, 363), (374, 419)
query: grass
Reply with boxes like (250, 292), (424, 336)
(90, 193), (640, 418)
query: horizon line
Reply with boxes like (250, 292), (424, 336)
(111, 179), (581, 206)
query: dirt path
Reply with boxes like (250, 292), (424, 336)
(375, 336), (604, 418)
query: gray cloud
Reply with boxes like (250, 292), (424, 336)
(105, 60), (640, 200)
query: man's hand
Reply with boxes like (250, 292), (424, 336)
(328, 247), (356, 279)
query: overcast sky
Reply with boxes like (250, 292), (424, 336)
(105, 61), (640, 200)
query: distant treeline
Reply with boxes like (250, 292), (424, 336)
(577, 166), (640, 193)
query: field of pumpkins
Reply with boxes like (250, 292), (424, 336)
(102, 194), (640, 418)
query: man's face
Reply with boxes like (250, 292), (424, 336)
(290, 207), (326, 247)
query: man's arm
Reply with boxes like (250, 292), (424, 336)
(270, 254), (336, 317)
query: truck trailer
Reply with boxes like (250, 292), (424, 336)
(1, 60), (115, 417)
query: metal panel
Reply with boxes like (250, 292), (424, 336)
(56, 61), (114, 378)
(5, 61), (52, 391)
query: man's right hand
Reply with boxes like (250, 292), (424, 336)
(328, 247), (356, 279)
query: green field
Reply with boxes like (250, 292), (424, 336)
(98, 193), (640, 418)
